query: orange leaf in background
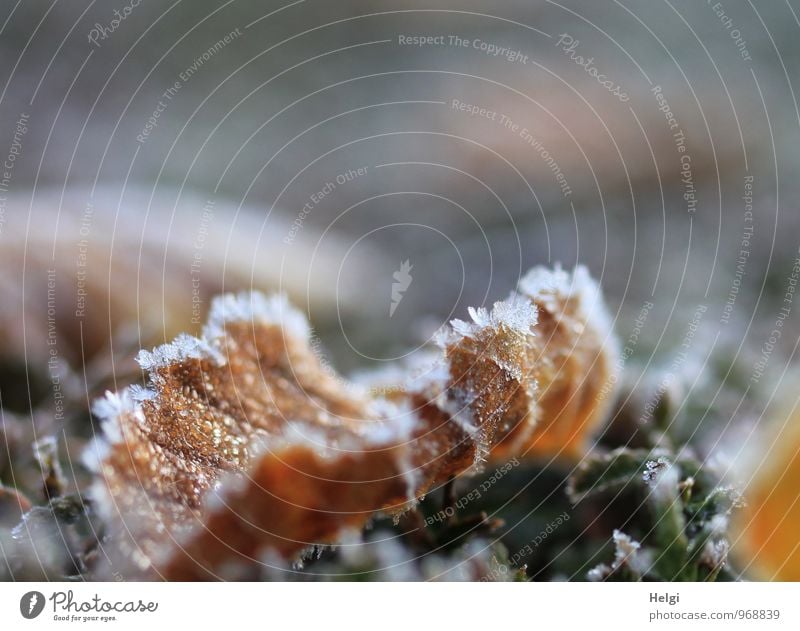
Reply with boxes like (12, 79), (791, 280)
(736, 408), (800, 580)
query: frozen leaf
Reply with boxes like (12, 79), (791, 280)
(88, 265), (618, 579)
(492, 265), (619, 460)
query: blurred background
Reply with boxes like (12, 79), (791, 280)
(1, 0), (799, 580)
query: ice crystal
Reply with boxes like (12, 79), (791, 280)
(204, 291), (310, 341)
(643, 456), (671, 483)
(701, 539), (730, 569)
(650, 461), (681, 502)
(587, 564), (611, 582)
(136, 333), (222, 371)
(612, 529), (641, 570)
(445, 294), (537, 346)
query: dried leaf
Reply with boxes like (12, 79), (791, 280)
(87, 265), (617, 579)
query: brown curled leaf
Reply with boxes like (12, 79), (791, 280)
(492, 266), (618, 460)
(86, 265), (617, 579)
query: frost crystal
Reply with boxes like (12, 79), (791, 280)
(128, 384), (156, 402)
(519, 264), (604, 320)
(643, 457), (671, 483)
(136, 333), (222, 371)
(648, 460), (680, 502)
(612, 529), (641, 570)
(360, 409), (417, 446)
(90, 390), (140, 443)
(91, 389), (136, 421)
(587, 564), (611, 582)
(519, 263), (618, 360)
(204, 291), (310, 341)
(445, 293), (536, 345)
(701, 539), (730, 568)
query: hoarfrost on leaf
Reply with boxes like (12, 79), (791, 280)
(445, 295), (536, 344)
(86, 265), (619, 579)
(643, 456), (671, 483)
(136, 333), (222, 371)
(587, 563), (611, 582)
(204, 291), (310, 342)
(612, 529), (642, 572)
